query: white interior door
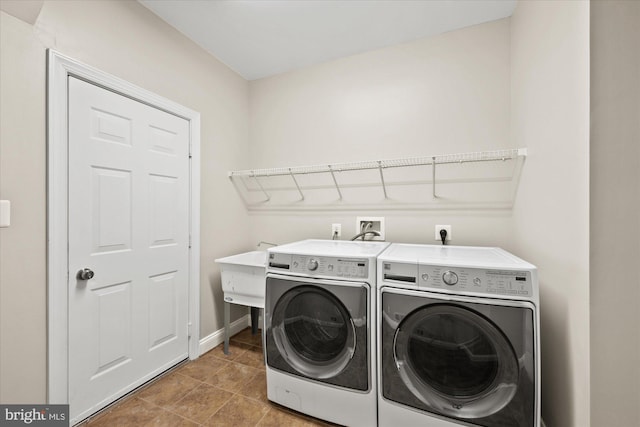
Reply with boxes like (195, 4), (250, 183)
(68, 76), (190, 422)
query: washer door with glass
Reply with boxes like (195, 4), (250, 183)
(381, 288), (536, 427)
(265, 275), (369, 391)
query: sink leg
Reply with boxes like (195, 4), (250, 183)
(250, 307), (259, 335)
(224, 301), (230, 355)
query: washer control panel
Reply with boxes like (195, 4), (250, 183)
(382, 262), (532, 297)
(269, 252), (368, 279)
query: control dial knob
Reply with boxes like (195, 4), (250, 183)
(307, 258), (319, 271)
(442, 270), (458, 286)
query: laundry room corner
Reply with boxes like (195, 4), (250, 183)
(510, 2), (591, 427)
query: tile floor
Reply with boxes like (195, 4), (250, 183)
(80, 328), (337, 427)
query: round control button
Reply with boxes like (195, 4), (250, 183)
(307, 259), (319, 271)
(473, 277), (482, 286)
(421, 273), (429, 282)
(442, 271), (458, 286)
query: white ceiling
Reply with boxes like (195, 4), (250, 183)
(139, 0), (517, 81)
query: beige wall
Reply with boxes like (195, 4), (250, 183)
(590, 1), (640, 426)
(0, 8), (47, 403)
(0, 0), (251, 403)
(248, 19), (517, 248)
(510, 1), (591, 427)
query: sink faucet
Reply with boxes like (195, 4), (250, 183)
(257, 241), (278, 248)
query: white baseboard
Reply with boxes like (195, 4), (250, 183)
(198, 314), (251, 356)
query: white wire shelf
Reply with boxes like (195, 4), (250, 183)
(228, 148), (527, 210)
(229, 149), (526, 178)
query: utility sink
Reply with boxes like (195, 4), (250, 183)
(215, 251), (267, 308)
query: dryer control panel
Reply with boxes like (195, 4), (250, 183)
(269, 252), (368, 279)
(382, 262), (533, 298)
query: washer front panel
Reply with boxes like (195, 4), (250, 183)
(269, 252), (369, 279)
(265, 274), (370, 391)
(267, 239), (390, 282)
(418, 266), (533, 297)
(381, 261), (534, 299)
(380, 288), (536, 427)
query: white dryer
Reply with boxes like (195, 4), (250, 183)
(377, 244), (540, 427)
(265, 239), (390, 427)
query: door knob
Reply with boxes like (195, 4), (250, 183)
(77, 268), (94, 281)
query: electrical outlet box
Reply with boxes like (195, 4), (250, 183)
(355, 217), (385, 241)
(435, 224), (452, 242)
(331, 223), (342, 239)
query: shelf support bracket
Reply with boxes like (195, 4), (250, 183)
(289, 168), (304, 201)
(328, 166), (343, 200)
(432, 157), (437, 199)
(378, 161), (389, 199)
(252, 173), (270, 202)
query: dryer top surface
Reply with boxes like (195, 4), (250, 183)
(379, 243), (536, 270)
(269, 239), (390, 259)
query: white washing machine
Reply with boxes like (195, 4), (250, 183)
(377, 243), (540, 427)
(265, 239), (390, 427)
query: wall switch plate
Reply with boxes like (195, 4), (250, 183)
(356, 216), (385, 241)
(331, 223), (342, 239)
(0, 200), (10, 228)
(435, 224), (452, 241)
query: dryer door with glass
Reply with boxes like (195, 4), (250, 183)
(381, 288), (536, 427)
(265, 274), (370, 391)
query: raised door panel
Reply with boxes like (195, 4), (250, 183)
(92, 282), (132, 378)
(148, 272), (178, 350)
(91, 167), (132, 254)
(148, 174), (178, 248)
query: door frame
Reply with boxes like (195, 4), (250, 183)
(46, 50), (201, 404)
